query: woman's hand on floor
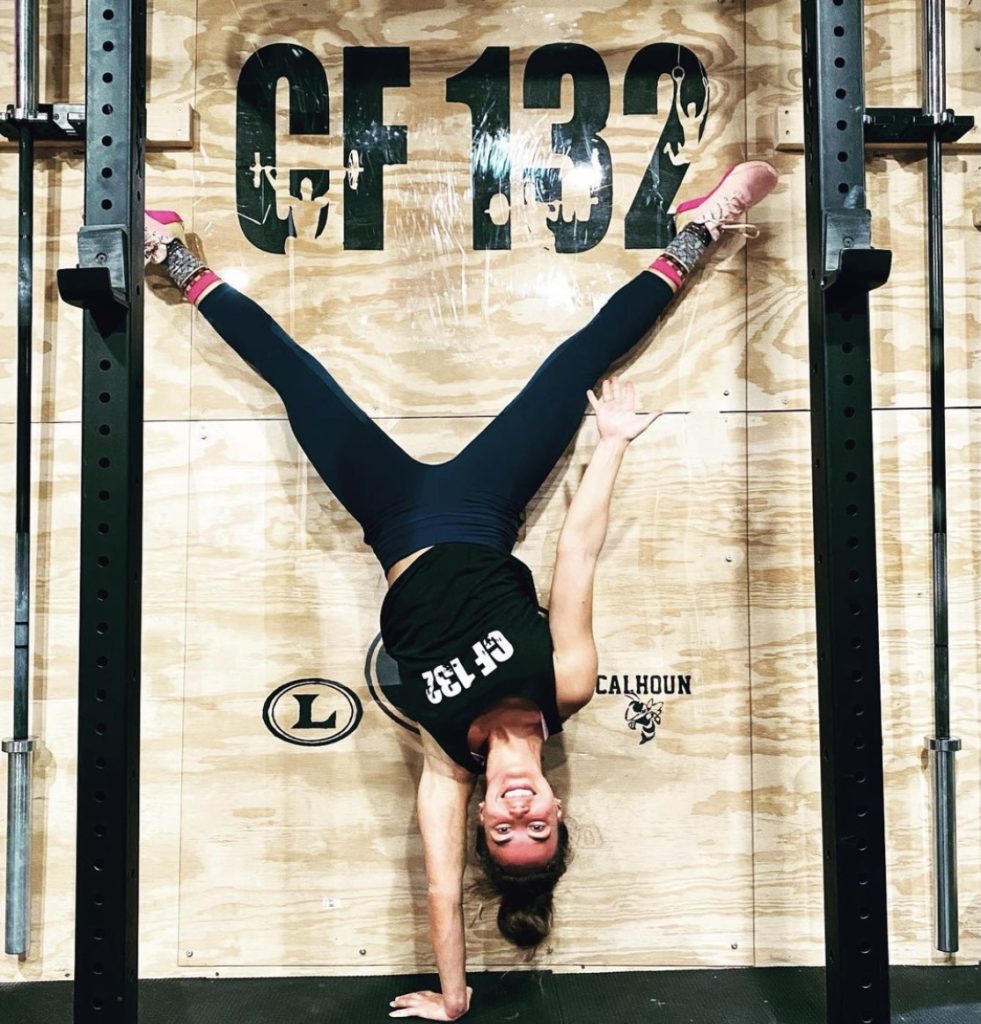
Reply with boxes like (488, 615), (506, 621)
(389, 987), (472, 1020)
(587, 376), (660, 442)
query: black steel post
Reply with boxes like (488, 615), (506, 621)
(800, 2), (892, 1022)
(57, 1), (147, 1020)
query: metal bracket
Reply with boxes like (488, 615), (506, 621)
(865, 107), (974, 145)
(0, 103), (84, 141)
(823, 207), (892, 293)
(57, 225), (130, 314)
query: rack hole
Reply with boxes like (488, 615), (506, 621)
(845, 439), (856, 451)
(101, 135), (113, 146)
(97, 555), (110, 567)
(96, 622), (108, 635)
(95, 723), (107, 736)
(102, 40), (114, 51)
(846, 471), (857, 483)
(102, 72), (113, 83)
(101, 167), (112, 179)
(837, 151), (848, 162)
(835, 57), (846, 68)
(849, 569), (860, 582)
(102, 8), (114, 18)
(99, 457), (110, 469)
(836, 87), (847, 99)
(98, 424), (110, 436)
(96, 689), (107, 701)
(850, 636), (862, 649)
(847, 536), (858, 549)
(101, 199), (112, 210)
(852, 670), (863, 682)
(847, 504), (858, 516)
(844, 406), (855, 418)
(97, 522), (109, 535)
(96, 657), (108, 669)
(99, 359), (111, 370)
(102, 103), (113, 115)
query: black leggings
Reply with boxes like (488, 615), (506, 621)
(198, 271), (674, 571)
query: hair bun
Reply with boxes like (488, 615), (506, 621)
(498, 893), (552, 948)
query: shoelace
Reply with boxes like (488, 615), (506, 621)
(144, 230), (173, 263)
(699, 197), (761, 240)
(715, 221), (761, 239)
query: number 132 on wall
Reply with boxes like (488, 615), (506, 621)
(236, 42), (710, 255)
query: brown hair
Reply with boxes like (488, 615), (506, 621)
(473, 821), (571, 948)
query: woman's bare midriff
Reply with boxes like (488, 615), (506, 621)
(385, 546), (434, 587)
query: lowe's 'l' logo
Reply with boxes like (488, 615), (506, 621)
(262, 678), (363, 747)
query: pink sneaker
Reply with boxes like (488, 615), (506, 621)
(674, 161), (778, 241)
(144, 210), (186, 263)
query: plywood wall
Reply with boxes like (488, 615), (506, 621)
(0, 0), (978, 983)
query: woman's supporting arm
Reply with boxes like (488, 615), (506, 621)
(549, 378), (659, 715)
(390, 738), (475, 1020)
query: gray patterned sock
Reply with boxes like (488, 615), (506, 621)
(663, 222), (714, 276)
(164, 240), (208, 291)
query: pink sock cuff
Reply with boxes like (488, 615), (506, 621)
(146, 209), (184, 226)
(185, 270), (221, 305)
(649, 256), (684, 292)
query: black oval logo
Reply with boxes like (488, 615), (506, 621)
(262, 678), (363, 747)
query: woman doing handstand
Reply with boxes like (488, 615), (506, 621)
(145, 159), (777, 1021)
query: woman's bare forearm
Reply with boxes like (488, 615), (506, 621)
(557, 436), (628, 559)
(427, 890), (469, 1017)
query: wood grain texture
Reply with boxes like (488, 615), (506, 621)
(2, 0), (980, 984)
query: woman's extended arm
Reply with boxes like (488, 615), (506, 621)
(549, 378), (659, 715)
(390, 736), (475, 1021)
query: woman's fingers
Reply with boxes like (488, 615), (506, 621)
(390, 991), (428, 1007)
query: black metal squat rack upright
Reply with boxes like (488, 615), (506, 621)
(2, 1), (146, 1022)
(800, 2), (970, 1022)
